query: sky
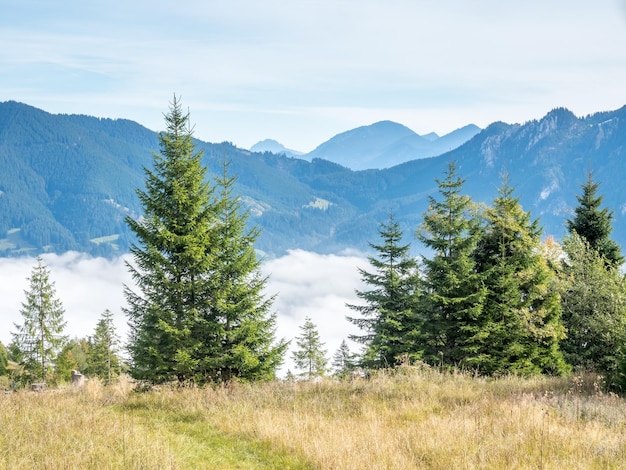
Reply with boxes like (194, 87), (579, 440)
(0, 251), (366, 376)
(2, 1), (626, 152)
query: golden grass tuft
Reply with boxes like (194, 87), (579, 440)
(0, 377), (177, 469)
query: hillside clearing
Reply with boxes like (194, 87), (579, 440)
(1, 368), (625, 469)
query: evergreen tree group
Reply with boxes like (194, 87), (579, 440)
(559, 172), (626, 388)
(2, 98), (286, 389)
(348, 163), (626, 389)
(3, 99), (626, 394)
(4, 258), (125, 388)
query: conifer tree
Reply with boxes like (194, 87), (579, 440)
(125, 97), (284, 384)
(331, 339), (358, 378)
(560, 232), (626, 388)
(347, 212), (420, 368)
(10, 257), (67, 383)
(193, 160), (287, 382)
(125, 96), (213, 383)
(292, 317), (328, 379)
(473, 176), (568, 375)
(416, 162), (486, 367)
(567, 170), (623, 267)
(87, 309), (122, 383)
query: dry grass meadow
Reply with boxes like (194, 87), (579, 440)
(1, 366), (626, 469)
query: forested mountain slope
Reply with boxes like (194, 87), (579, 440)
(1, 101), (625, 257)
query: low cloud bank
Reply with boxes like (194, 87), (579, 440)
(264, 249), (366, 374)
(0, 252), (132, 348)
(0, 249), (368, 375)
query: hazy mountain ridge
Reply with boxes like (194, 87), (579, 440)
(303, 121), (481, 170)
(249, 139), (304, 157)
(1, 101), (626, 258)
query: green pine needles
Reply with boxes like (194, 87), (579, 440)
(567, 170), (624, 267)
(473, 175), (567, 375)
(348, 211), (421, 368)
(416, 162), (486, 368)
(124, 97), (286, 385)
(350, 163), (579, 378)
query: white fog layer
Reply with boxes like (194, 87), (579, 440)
(0, 250), (368, 375)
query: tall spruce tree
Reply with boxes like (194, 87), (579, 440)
(125, 97), (284, 384)
(125, 96), (213, 383)
(292, 317), (328, 379)
(193, 160), (287, 382)
(416, 162), (486, 368)
(567, 171), (623, 267)
(473, 176), (568, 375)
(560, 232), (626, 388)
(10, 257), (67, 383)
(347, 212), (421, 368)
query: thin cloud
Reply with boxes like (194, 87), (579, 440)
(264, 249), (368, 374)
(2, 1), (626, 151)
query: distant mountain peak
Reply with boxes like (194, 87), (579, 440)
(250, 139), (283, 152)
(542, 107), (577, 125)
(421, 132), (440, 142)
(250, 139), (303, 156)
(367, 120), (414, 131)
(305, 121), (481, 170)
(349, 120), (416, 137)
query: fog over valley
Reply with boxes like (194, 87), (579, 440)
(0, 250), (367, 375)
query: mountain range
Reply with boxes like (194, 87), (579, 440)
(1, 101), (626, 259)
(302, 121), (481, 170)
(250, 121), (481, 170)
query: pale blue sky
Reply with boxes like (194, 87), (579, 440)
(2, 0), (626, 152)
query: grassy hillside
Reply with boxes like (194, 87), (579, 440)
(2, 368), (625, 469)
